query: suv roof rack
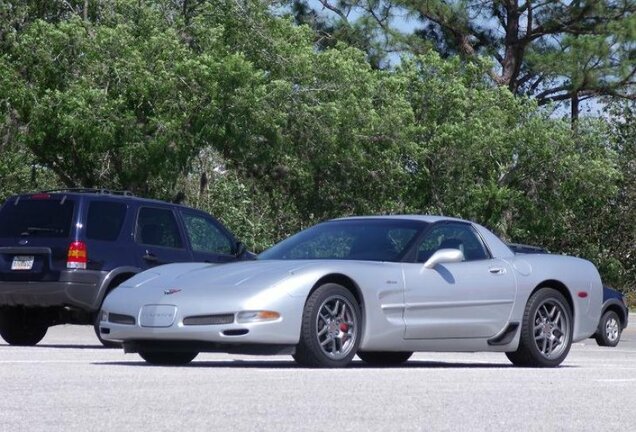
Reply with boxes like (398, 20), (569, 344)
(41, 188), (135, 197)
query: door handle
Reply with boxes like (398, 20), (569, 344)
(143, 251), (159, 263)
(489, 267), (506, 275)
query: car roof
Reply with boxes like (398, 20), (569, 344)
(9, 190), (195, 211)
(332, 215), (467, 224)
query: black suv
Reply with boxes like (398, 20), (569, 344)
(0, 189), (251, 346)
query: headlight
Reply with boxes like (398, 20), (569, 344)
(236, 310), (280, 323)
(100, 310), (108, 322)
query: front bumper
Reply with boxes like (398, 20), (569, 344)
(99, 302), (303, 349)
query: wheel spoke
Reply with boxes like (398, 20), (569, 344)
(547, 337), (555, 355)
(319, 313), (330, 324)
(339, 303), (347, 320)
(552, 310), (561, 325)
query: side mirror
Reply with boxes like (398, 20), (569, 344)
(423, 248), (464, 269)
(234, 241), (246, 257)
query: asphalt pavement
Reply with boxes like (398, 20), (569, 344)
(1, 318), (635, 432)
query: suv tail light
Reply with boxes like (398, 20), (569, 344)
(67, 241), (87, 269)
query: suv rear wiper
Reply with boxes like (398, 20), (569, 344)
(20, 227), (62, 236)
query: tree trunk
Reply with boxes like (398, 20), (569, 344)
(571, 91), (579, 128)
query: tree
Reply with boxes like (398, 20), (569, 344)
(291, 0), (636, 119)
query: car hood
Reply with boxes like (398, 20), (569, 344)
(121, 260), (313, 292)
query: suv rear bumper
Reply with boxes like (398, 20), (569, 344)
(0, 270), (108, 311)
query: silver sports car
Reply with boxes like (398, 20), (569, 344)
(99, 216), (603, 368)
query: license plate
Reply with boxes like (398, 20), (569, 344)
(11, 256), (34, 271)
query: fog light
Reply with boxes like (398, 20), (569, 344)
(236, 310), (280, 323)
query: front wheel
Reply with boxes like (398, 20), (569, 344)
(293, 283), (361, 368)
(358, 351), (412, 366)
(595, 310), (621, 347)
(139, 351), (198, 365)
(506, 288), (572, 367)
(0, 307), (48, 346)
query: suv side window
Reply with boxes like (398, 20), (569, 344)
(417, 223), (490, 263)
(182, 211), (234, 255)
(136, 207), (183, 249)
(86, 201), (126, 241)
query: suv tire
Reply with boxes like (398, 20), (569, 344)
(0, 307), (48, 346)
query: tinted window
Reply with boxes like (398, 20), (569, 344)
(86, 201), (126, 241)
(182, 212), (233, 255)
(259, 219), (425, 262)
(0, 198), (75, 238)
(417, 223), (489, 262)
(136, 207), (183, 249)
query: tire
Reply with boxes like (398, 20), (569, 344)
(293, 283), (362, 368)
(594, 310), (621, 347)
(139, 351), (198, 365)
(0, 307), (48, 346)
(358, 351), (412, 366)
(506, 288), (573, 367)
(94, 277), (132, 348)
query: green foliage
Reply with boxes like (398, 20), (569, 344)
(291, 0), (636, 114)
(0, 0), (632, 294)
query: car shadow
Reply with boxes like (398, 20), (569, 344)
(93, 359), (568, 369)
(0, 343), (117, 349)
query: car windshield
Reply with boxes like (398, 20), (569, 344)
(258, 219), (427, 262)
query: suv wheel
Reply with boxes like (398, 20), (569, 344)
(93, 315), (121, 348)
(0, 307), (48, 346)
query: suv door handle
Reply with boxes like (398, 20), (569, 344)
(142, 251), (158, 263)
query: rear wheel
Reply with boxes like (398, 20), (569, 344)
(595, 310), (621, 347)
(357, 351), (412, 366)
(0, 307), (48, 346)
(293, 283), (361, 368)
(506, 288), (572, 367)
(139, 351), (198, 365)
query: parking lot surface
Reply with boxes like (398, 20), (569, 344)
(1, 319), (635, 432)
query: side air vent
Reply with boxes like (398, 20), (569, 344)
(108, 313), (136, 325)
(222, 329), (249, 336)
(183, 314), (234, 326)
(487, 322), (519, 346)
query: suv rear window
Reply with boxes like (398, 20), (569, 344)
(0, 198), (75, 238)
(86, 201), (127, 241)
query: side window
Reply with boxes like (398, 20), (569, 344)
(417, 224), (489, 263)
(86, 201), (126, 241)
(136, 207), (183, 249)
(182, 212), (233, 255)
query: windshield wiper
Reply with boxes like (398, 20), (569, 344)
(20, 227), (62, 236)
